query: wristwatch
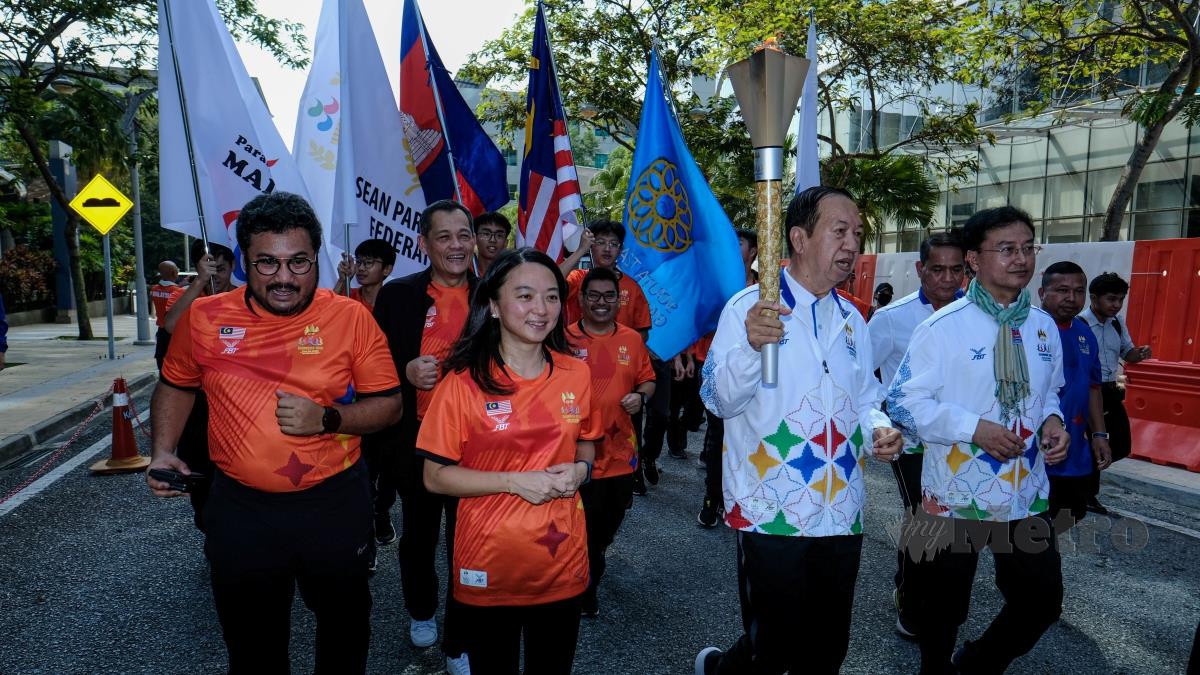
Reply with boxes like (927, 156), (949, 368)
(1091, 432), (1110, 440)
(321, 406), (343, 434)
(638, 391), (649, 409)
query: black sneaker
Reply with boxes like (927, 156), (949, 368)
(697, 497), (719, 528)
(1085, 497), (1109, 515)
(367, 551), (378, 576)
(632, 470), (647, 496)
(894, 590), (918, 641)
(644, 461), (660, 485)
(580, 590), (599, 618)
(375, 515), (397, 546)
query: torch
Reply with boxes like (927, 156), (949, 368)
(726, 41), (809, 386)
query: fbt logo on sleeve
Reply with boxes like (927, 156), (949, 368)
(460, 568), (488, 588)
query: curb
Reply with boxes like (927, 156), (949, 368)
(0, 372), (158, 467)
(1101, 465), (1200, 512)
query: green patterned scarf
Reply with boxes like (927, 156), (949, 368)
(966, 279), (1031, 424)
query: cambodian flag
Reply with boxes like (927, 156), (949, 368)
(399, 0), (508, 215)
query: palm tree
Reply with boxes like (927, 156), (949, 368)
(821, 154), (938, 247)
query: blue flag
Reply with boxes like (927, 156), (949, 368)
(618, 51), (745, 360)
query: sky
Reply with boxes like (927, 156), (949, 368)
(234, 0), (527, 150)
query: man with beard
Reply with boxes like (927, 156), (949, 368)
(372, 199), (477, 675)
(869, 231), (965, 639)
(696, 187), (902, 674)
(887, 206), (1068, 674)
(147, 192), (403, 672)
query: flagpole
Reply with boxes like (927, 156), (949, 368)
(539, 1), (588, 230)
(161, 0), (215, 294)
(413, 2), (464, 205)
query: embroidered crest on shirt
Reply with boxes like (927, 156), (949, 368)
(573, 347), (589, 360)
(617, 345), (630, 365)
(486, 400), (513, 431)
(424, 305), (437, 329)
(1037, 330), (1052, 362)
(560, 391), (581, 424)
(1078, 335), (1090, 354)
(844, 324), (857, 359)
(970, 347), (986, 361)
(219, 326), (245, 355)
(298, 324), (324, 355)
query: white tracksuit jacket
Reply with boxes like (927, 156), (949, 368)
(701, 271), (892, 538)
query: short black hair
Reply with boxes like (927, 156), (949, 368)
(874, 282), (894, 296)
(587, 219), (626, 246)
(735, 228), (758, 250)
(474, 211), (512, 235)
(420, 200), (473, 238)
(581, 266), (619, 296)
(960, 206), (1035, 252)
(919, 231), (966, 264)
(785, 186), (855, 254)
(1041, 260), (1086, 289)
(189, 239), (235, 266)
(1089, 271), (1129, 296)
(235, 192), (323, 255)
(355, 238), (397, 268)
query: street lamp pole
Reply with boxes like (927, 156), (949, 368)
(122, 90), (155, 346)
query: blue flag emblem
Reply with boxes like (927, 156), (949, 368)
(619, 51), (745, 359)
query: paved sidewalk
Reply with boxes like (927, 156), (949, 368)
(1, 314), (157, 461)
(1104, 456), (1200, 510)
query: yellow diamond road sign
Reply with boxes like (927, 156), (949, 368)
(69, 174), (133, 235)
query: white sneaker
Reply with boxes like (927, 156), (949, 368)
(445, 653), (471, 675)
(409, 618), (438, 648)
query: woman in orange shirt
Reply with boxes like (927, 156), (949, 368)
(418, 248), (601, 675)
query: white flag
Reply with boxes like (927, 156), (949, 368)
(795, 16), (820, 194)
(293, 0), (428, 280)
(157, 0), (339, 287)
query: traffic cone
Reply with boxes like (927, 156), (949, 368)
(90, 377), (151, 474)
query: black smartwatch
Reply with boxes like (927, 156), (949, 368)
(321, 406), (342, 434)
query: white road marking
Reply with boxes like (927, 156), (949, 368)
(1108, 506), (1200, 542)
(0, 409), (150, 518)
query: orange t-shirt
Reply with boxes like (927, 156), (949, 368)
(566, 322), (655, 478)
(416, 352), (602, 607)
(149, 282), (186, 328)
(348, 287), (375, 311)
(564, 268), (652, 331)
(162, 289), (401, 492)
(415, 282), (471, 420)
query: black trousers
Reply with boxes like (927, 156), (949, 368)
(892, 452), (924, 628)
(912, 514), (1063, 675)
(460, 595), (583, 675)
(176, 390), (215, 532)
(580, 473), (634, 596)
(1048, 473), (1092, 533)
(154, 326), (171, 372)
(1091, 382), (1132, 498)
(714, 531), (863, 675)
(204, 461), (374, 675)
(393, 452), (465, 657)
(701, 412), (723, 504)
(639, 358), (675, 465)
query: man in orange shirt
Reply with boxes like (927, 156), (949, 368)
(334, 238), (397, 310)
(566, 267), (656, 618)
(372, 199), (476, 674)
(150, 260), (186, 371)
(559, 219), (652, 333)
(146, 192), (403, 673)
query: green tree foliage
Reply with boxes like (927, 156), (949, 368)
(0, 0), (305, 337)
(822, 154), (939, 242)
(967, 0), (1200, 240)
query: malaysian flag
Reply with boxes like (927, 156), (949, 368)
(517, 1), (582, 262)
(485, 400), (513, 417)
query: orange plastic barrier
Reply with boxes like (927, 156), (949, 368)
(1124, 238), (1200, 471)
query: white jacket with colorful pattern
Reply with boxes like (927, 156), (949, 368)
(701, 271), (892, 538)
(886, 300), (1064, 522)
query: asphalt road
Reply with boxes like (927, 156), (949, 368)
(0, 394), (1196, 674)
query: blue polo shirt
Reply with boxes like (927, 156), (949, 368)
(1048, 317), (1102, 477)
